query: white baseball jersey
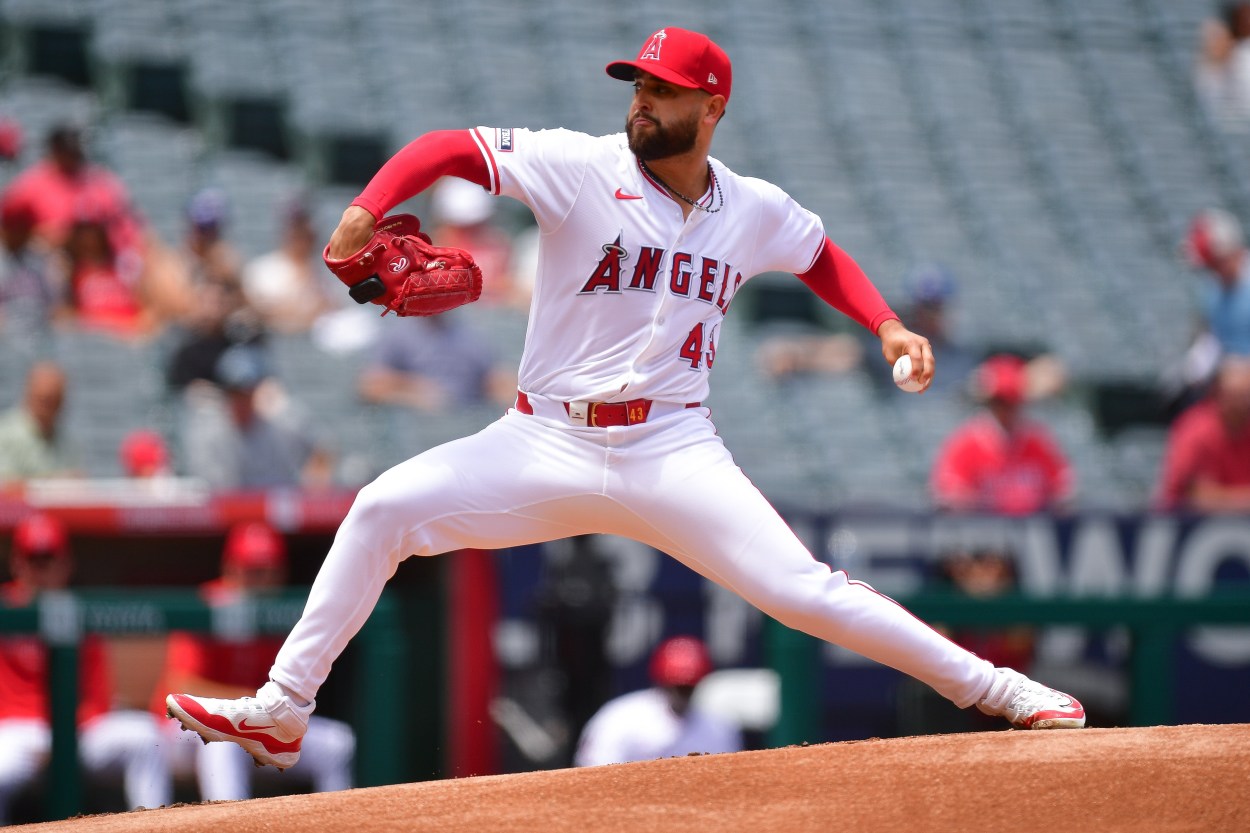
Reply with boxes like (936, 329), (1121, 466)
(470, 127), (825, 404)
(573, 687), (742, 767)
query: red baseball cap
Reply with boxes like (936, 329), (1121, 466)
(12, 513), (69, 561)
(222, 522), (287, 571)
(119, 429), (170, 477)
(1185, 208), (1244, 269)
(607, 27), (732, 101)
(975, 355), (1028, 405)
(648, 635), (714, 687)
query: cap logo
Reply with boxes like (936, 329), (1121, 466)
(639, 29), (666, 61)
(707, 73), (718, 85)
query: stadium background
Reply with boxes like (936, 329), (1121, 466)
(1, 0), (1248, 823)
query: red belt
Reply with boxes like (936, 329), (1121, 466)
(515, 391), (700, 427)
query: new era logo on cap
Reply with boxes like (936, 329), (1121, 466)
(606, 27), (733, 101)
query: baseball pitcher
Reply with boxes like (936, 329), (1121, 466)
(168, 26), (1085, 773)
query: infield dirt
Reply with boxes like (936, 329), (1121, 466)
(11, 723), (1248, 833)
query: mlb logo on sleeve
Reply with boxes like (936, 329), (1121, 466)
(495, 128), (514, 152)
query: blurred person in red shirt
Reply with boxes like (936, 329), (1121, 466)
(57, 214), (153, 339)
(0, 513), (171, 823)
(0, 125), (144, 263)
(1156, 355), (1250, 512)
(930, 354), (1073, 515)
(156, 522), (354, 801)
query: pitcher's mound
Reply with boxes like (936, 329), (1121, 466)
(15, 724), (1249, 833)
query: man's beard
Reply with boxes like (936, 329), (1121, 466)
(626, 109), (700, 160)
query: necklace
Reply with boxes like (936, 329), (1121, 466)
(639, 159), (723, 214)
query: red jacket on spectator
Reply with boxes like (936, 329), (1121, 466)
(1156, 397), (1250, 510)
(930, 412), (1073, 515)
(3, 158), (143, 256)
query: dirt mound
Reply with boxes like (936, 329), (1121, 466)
(14, 724), (1248, 833)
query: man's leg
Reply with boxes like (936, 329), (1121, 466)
(608, 412), (1083, 728)
(168, 413), (615, 766)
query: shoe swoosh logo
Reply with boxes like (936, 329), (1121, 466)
(238, 717), (278, 732)
(614, 188), (643, 200)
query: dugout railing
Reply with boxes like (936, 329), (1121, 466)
(0, 588), (406, 822)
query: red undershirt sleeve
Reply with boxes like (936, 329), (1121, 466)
(796, 237), (899, 334)
(351, 130), (492, 220)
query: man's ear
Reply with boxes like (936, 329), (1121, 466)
(705, 95), (727, 124)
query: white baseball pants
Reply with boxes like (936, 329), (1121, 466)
(271, 403), (995, 716)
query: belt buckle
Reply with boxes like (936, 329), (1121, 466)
(590, 402), (603, 428)
(567, 400), (591, 427)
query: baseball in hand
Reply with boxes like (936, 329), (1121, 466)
(893, 354), (924, 393)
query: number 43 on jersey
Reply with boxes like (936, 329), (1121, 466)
(680, 322), (718, 370)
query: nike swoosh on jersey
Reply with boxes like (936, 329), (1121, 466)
(615, 188), (643, 200)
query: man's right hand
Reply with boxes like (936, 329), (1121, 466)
(326, 205), (379, 260)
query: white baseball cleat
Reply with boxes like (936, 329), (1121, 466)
(166, 692), (304, 770)
(976, 667), (1087, 729)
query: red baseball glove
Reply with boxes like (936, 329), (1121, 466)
(323, 214), (483, 317)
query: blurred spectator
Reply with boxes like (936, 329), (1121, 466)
(755, 326), (864, 380)
(0, 513), (172, 823)
(179, 345), (334, 491)
(181, 188), (243, 290)
(358, 313), (516, 412)
(754, 264), (1066, 398)
(429, 177), (522, 308)
(0, 125), (144, 260)
(1156, 355), (1250, 512)
(118, 429), (172, 479)
(141, 188), (244, 329)
(574, 635), (741, 767)
(0, 361), (81, 486)
(934, 548), (1035, 671)
(930, 354), (1073, 515)
(165, 265), (265, 395)
(156, 522), (354, 801)
(1166, 208), (1250, 414)
(241, 196), (339, 335)
(56, 215), (154, 339)
(0, 194), (58, 339)
(1195, 3), (1250, 133)
(899, 265), (1066, 400)
(1184, 208), (1250, 352)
